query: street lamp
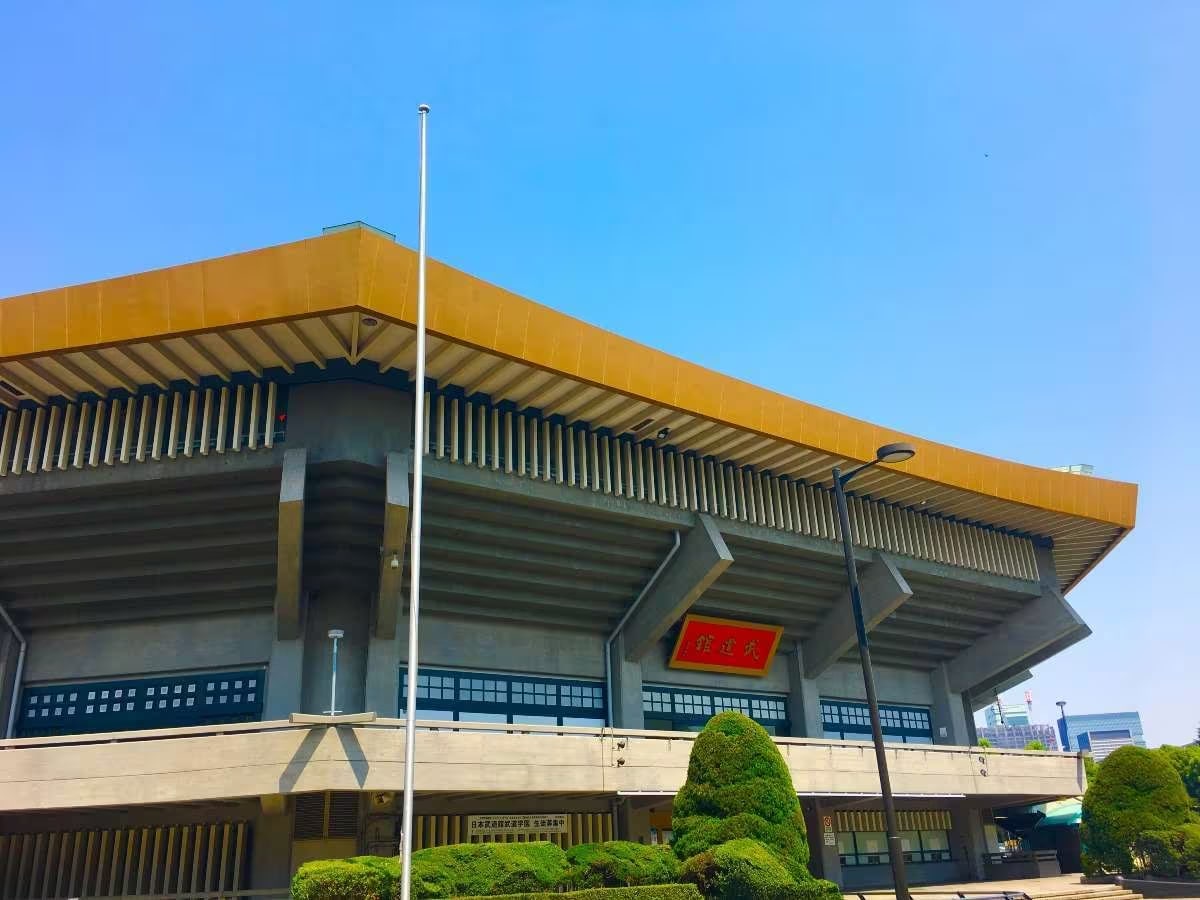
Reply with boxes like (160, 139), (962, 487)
(1057, 701), (1069, 751)
(832, 441), (917, 900)
(325, 629), (345, 716)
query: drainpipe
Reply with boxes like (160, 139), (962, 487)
(605, 531), (681, 729)
(0, 601), (26, 739)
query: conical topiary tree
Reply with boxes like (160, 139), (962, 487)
(671, 711), (811, 882)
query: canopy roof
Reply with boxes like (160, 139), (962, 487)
(0, 224), (1136, 591)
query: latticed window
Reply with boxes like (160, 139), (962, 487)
(401, 668), (606, 727)
(18, 669), (265, 738)
(820, 698), (934, 744)
(642, 684), (789, 735)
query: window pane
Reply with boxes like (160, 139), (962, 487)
(460, 711), (507, 723)
(415, 709), (455, 721)
(856, 832), (889, 860)
(824, 729), (844, 740)
(899, 830), (920, 853)
(920, 830), (949, 852)
(512, 714), (557, 726)
(562, 716), (605, 728)
(836, 832), (855, 855)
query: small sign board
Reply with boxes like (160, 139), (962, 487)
(669, 614), (784, 677)
(467, 814), (568, 837)
(822, 814), (836, 846)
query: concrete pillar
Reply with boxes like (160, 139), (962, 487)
(930, 663), (971, 746)
(951, 805), (991, 880)
(301, 590), (369, 715)
(365, 608), (406, 716)
(786, 642), (824, 738)
(609, 634), (644, 729)
(264, 636), (305, 720)
(811, 801), (843, 886)
(251, 797), (294, 889)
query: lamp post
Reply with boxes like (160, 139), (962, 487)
(1057, 701), (1069, 751)
(325, 628), (344, 715)
(832, 441), (916, 900)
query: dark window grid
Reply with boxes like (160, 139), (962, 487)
(642, 684), (789, 731)
(18, 668), (265, 738)
(403, 668), (606, 721)
(822, 699), (934, 741)
(839, 830), (953, 867)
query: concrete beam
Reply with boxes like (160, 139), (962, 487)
(274, 448), (307, 640)
(801, 552), (913, 678)
(374, 451), (411, 640)
(968, 670), (1032, 713)
(786, 641), (823, 738)
(622, 514), (733, 661)
(944, 589), (1089, 696)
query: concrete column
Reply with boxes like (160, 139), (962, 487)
(301, 590), (369, 715)
(264, 636), (304, 720)
(365, 607), (407, 717)
(786, 642), (824, 738)
(951, 806), (991, 880)
(251, 797), (294, 889)
(609, 634), (644, 729)
(930, 663), (971, 746)
(811, 801), (843, 886)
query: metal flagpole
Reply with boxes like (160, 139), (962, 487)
(399, 102), (430, 900)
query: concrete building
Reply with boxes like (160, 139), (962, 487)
(1059, 712), (1145, 760)
(984, 702), (1031, 727)
(977, 723), (1059, 751)
(0, 226), (1138, 896)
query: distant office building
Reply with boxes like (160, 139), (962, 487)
(1059, 712), (1145, 760)
(985, 703), (1031, 727)
(978, 723), (1059, 751)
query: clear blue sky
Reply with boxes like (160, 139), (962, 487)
(1, 3), (1195, 744)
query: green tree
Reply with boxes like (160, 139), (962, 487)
(1157, 744), (1200, 811)
(1024, 740), (1047, 751)
(671, 711), (812, 882)
(1081, 745), (1192, 874)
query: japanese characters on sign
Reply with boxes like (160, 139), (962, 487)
(668, 614), (784, 677)
(466, 814), (568, 837)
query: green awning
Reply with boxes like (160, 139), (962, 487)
(1035, 799), (1081, 828)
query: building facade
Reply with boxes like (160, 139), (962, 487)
(0, 227), (1137, 897)
(1059, 712), (1145, 760)
(977, 723), (1059, 751)
(984, 703), (1031, 727)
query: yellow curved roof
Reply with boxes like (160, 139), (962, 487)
(0, 225), (1137, 536)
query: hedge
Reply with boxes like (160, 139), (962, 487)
(672, 712), (812, 883)
(680, 838), (841, 900)
(1081, 745), (1192, 875)
(564, 842), (682, 888)
(1134, 823), (1200, 878)
(408, 841), (568, 898)
(458, 886), (703, 900)
(291, 856), (398, 900)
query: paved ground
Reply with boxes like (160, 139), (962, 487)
(845, 873), (1086, 898)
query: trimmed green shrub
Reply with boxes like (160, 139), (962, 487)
(1135, 829), (1185, 877)
(680, 838), (841, 900)
(291, 856), (398, 900)
(671, 712), (811, 882)
(564, 841), (682, 888)
(1181, 823), (1200, 878)
(408, 841), (568, 898)
(459, 886), (703, 900)
(1158, 744), (1200, 811)
(1024, 740), (1047, 751)
(1081, 745), (1192, 875)
(977, 738), (992, 748)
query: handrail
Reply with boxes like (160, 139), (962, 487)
(0, 715), (1087, 757)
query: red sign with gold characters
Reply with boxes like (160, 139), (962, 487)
(668, 614), (784, 677)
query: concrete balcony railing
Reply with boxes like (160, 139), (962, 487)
(0, 716), (1086, 813)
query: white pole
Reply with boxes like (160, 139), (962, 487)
(399, 102), (430, 900)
